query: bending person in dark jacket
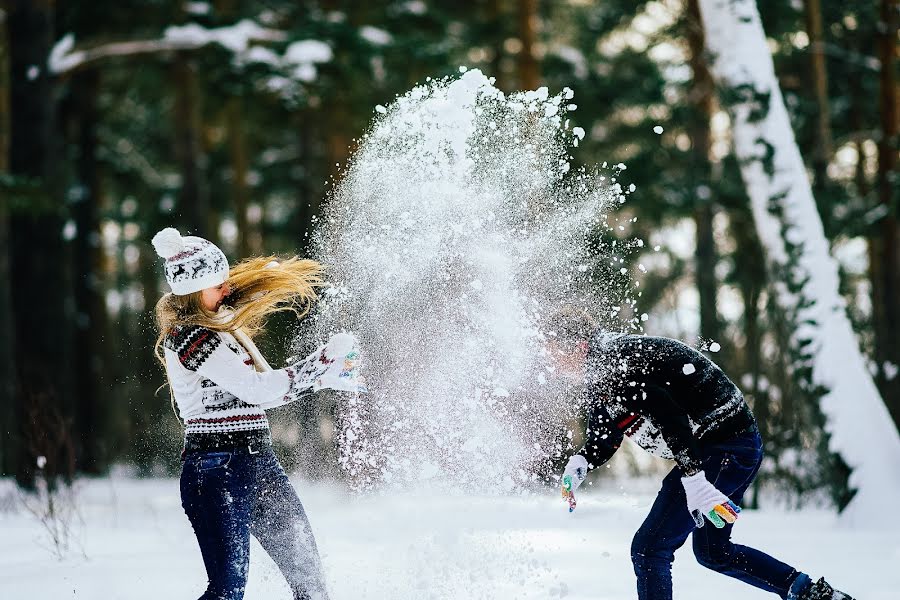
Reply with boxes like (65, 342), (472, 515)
(549, 311), (853, 600)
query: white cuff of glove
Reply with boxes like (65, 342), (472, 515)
(681, 470), (733, 526)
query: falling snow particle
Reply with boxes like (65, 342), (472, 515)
(653, 125), (664, 134)
(682, 363), (696, 375)
(709, 342), (721, 353)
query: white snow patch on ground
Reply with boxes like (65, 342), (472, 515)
(1, 476), (896, 599)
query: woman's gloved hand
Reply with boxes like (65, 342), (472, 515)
(289, 333), (367, 395)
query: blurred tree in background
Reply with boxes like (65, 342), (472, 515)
(0, 0), (895, 508)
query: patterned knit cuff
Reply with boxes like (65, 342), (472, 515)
(283, 366), (314, 404)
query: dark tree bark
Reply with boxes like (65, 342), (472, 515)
(69, 66), (107, 474)
(518, 0), (539, 90)
(731, 208), (767, 507)
(8, 0), (70, 487)
(172, 52), (210, 238)
(802, 0), (833, 190)
(293, 110), (314, 250)
(227, 97), (251, 257)
(871, 0), (900, 428)
(0, 0), (15, 476)
(488, 0), (506, 91)
(686, 0), (721, 344)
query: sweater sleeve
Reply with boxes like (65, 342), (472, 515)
(578, 402), (624, 469)
(640, 383), (703, 475)
(165, 325), (311, 407)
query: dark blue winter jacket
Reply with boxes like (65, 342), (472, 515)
(578, 333), (756, 475)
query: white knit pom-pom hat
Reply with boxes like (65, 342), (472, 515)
(151, 227), (229, 296)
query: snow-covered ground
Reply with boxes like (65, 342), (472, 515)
(1, 476), (896, 599)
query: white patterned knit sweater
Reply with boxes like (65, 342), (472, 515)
(163, 324), (305, 436)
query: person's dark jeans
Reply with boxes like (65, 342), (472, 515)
(180, 446), (330, 600)
(631, 427), (810, 600)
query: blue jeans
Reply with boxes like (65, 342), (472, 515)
(631, 428), (809, 600)
(180, 446), (330, 600)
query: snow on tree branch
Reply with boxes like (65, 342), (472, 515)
(48, 20), (297, 76)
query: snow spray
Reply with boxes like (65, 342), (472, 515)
(309, 68), (641, 493)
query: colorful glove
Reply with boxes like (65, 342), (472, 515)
(290, 333), (367, 394)
(314, 332), (367, 393)
(681, 471), (741, 528)
(561, 455), (588, 512)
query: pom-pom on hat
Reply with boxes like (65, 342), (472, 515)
(151, 227), (229, 296)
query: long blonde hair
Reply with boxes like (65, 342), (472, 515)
(154, 254), (324, 381)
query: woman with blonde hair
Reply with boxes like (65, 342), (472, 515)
(152, 227), (363, 600)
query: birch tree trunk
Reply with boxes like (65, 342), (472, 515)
(697, 0), (900, 519)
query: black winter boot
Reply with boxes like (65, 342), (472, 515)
(799, 577), (855, 600)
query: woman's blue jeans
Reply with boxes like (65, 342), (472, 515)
(631, 428), (808, 600)
(180, 446), (330, 600)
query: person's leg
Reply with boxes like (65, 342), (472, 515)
(691, 429), (808, 598)
(181, 451), (256, 600)
(631, 467), (699, 600)
(250, 449), (330, 600)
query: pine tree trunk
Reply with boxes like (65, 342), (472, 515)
(871, 0), (900, 428)
(0, 0), (14, 477)
(8, 0), (70, 487)
(802, 0), (832, 189)
(697, 0), (900, 519)
(731, 208), (768, 507)
(172, 52), (210, 237)
(686, 0), (720, 344)
(488, 0), (506, 91)
(70, 67), (106, 474)
(227, 97), (250, 257)
(518, 0), (539, 90)
(294, 110), (313, 249)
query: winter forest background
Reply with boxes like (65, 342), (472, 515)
(1, 0), (899, 554)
